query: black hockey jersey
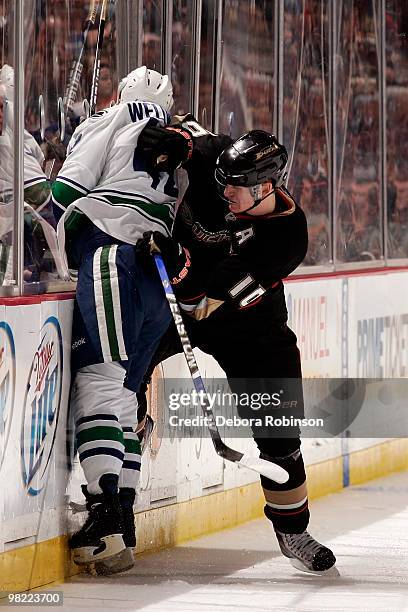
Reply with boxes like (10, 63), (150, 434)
(172, 121), (308, 321)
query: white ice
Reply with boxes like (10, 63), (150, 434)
(33, 471), (408, 611)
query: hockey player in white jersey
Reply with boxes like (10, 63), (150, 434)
(52, 67), (193, 569)
(54, 68), (177, 276)
(0, 64), (54, 284)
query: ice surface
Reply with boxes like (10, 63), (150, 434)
(29, 471), (408, 611)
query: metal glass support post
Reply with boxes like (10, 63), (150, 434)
(379, 0), (388, 263)
(329, 0), (337, 267)
(116, 0), (142, 80)
(116, 0), (129, 79)
(163, 0), (173, 80)
(127, 0), (141, 73)
(13, 0), (24, 295)
(136, 0), (144, 67)
(274, 0), (283, 142)
(191, 0), (202, 119)
(213, 0), (223, 134)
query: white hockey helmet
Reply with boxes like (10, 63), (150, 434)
(118, 66), (173, 112)
(0, 64), (14, 99)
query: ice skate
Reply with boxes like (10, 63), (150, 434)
(69, 484), (125, 566)
(94, 546), (135, 575)
(275, 530), (338, 575)
(94, 488), (136, 575)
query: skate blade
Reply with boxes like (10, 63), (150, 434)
(140, 415), (155, 455)
(290, 558), (340, 577)
(94, 547), (135, 575)
(73, 534), (126, 565)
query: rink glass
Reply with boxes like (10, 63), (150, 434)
(284, 0), (331, 267)
(335, 0), (382, 265)
(0, 0), (15, 287)
(385, 0), (408, 261)
(2, 0), (408, 296)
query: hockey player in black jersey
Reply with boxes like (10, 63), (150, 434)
(97, 120), (337, 575)
(159, 123), (336, 574)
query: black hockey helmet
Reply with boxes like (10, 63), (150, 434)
(215, 130), (288, 189)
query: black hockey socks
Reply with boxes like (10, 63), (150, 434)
(94, 486), (136, 575)
(119, 487), (136, 548)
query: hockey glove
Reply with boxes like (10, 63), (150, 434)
(136, 231), (191, 285)
(138, 124), (193, 174)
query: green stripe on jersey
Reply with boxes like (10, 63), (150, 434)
(52, 181), (85, 208)
(76, 425), (124, 447)
(100, 246), (121, 361)
(104, 195), (173, 226)
(64, 208), (88, 235)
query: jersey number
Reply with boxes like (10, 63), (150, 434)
(133, 138), (177, 198)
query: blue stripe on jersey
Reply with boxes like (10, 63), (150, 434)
(24, 176), (48, 187)
(91, 191), (175, 220)
(92, 192), (176, 221)
(92, 188), (173, 206)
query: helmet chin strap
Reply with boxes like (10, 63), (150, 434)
(241, 185), (275, 213)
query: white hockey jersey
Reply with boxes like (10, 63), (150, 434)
(0, 125), (50, 237)
(53, 102), (178, 261)
(0, 124), (56, 284)
(0, 126), (48, 199)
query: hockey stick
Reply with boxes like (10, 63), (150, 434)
(63, 0), (99, 115)
(89, 0), (109, 116)
(153, 253), (289, 484)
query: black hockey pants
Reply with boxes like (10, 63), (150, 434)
(141, 303), (310, 534)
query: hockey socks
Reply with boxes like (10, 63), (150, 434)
(261, 449), (309, 533)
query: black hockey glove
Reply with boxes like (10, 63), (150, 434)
(137, 124), (193, 174)
(136, 231), (191, 285)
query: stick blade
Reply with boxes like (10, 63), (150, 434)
(237, 455), (289, 483)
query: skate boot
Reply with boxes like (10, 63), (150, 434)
(69, 476), (125, 566)
(275, 530), (337, 575)
(95, 488), (136, 575)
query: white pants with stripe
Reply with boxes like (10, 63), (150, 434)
(71, 362), (142, 495)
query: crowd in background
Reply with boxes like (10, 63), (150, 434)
(220, 0), (408, 264)
(0, 0), (407, 288)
